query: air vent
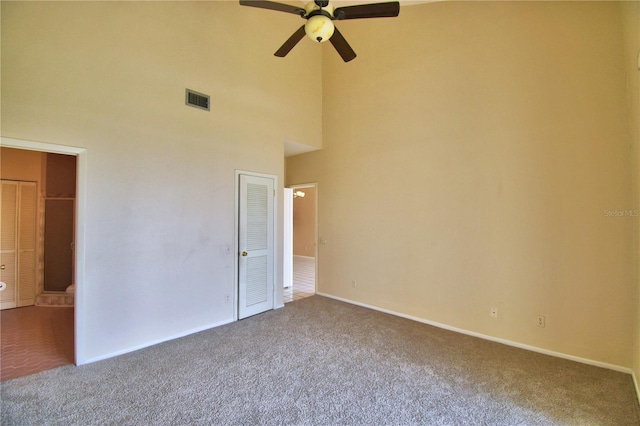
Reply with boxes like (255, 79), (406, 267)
(185, 89), (210, 111)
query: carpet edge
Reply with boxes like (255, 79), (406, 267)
(316, 292), (634, 376)
(80, 318), (236, 365)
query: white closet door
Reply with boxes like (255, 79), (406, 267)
(238, 174), (274, 319)
(1, 180), (37, 310)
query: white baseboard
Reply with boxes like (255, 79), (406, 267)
(316, 292), (634, 375)
(80, 318), (235, 365)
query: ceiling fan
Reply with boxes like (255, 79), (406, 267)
(239, 0), (400, 62)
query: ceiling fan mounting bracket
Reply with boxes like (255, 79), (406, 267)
(314, 0), (330, 7)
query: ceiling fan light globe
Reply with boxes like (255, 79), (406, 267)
(304, 15), (334, 43)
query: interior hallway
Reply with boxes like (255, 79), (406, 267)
(0, 306), (74, 381)
(284, 256), (316, 304)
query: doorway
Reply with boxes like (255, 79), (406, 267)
(0, 137), (86, 369)
(43, 153), (76, 294)
(0, 148), (77, 379)
(0, 150), (77, 305)
(284, 184), (317, 303)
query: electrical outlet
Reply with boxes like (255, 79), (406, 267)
(352, 280), (357, 288)
(491, 307), (498, 318)
(537, 315), (545, 327)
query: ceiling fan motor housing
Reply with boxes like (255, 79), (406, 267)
(305, 1), (335, 18)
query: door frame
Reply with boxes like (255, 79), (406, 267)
(288, 183), (318, 294)
(1, 137), (86, 365)
(234, 170), (280, 320)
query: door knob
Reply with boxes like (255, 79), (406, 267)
(241, 251), (248, 257)
(0, 265), (5, 270)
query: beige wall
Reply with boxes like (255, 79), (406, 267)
(2, 1), (322, 362)
(3, 0), (637, 373)
(621, 0), (640, 387)
(288, 1), (636, 368)
(293, 186), (316, 257)
(1, 147), (42, 182)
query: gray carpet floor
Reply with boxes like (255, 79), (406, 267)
(2, 295), (639, 425)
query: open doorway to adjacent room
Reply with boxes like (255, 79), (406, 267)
(0, 146), (78, 380)
(283, 184), (317, 304)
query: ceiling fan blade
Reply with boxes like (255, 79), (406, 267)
(333, 1), (400, 20)
(275, 25), (306, 57)
(329, 27), (356, 62)
(239, 0), (305, 16)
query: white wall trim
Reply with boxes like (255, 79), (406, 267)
(316, 292), (635, 375)
(1, 137), (85, 155)
(1, 137), (88, 365)
(82, 318), (235, 365)
(293, 255), (315, 260)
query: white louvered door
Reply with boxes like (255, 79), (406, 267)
(1, 180), (37, 310)
(238, 174), (274, 319)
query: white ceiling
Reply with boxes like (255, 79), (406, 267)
(284, 139), (322, 157)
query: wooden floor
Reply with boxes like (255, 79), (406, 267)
(0, 306), (74, 381)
